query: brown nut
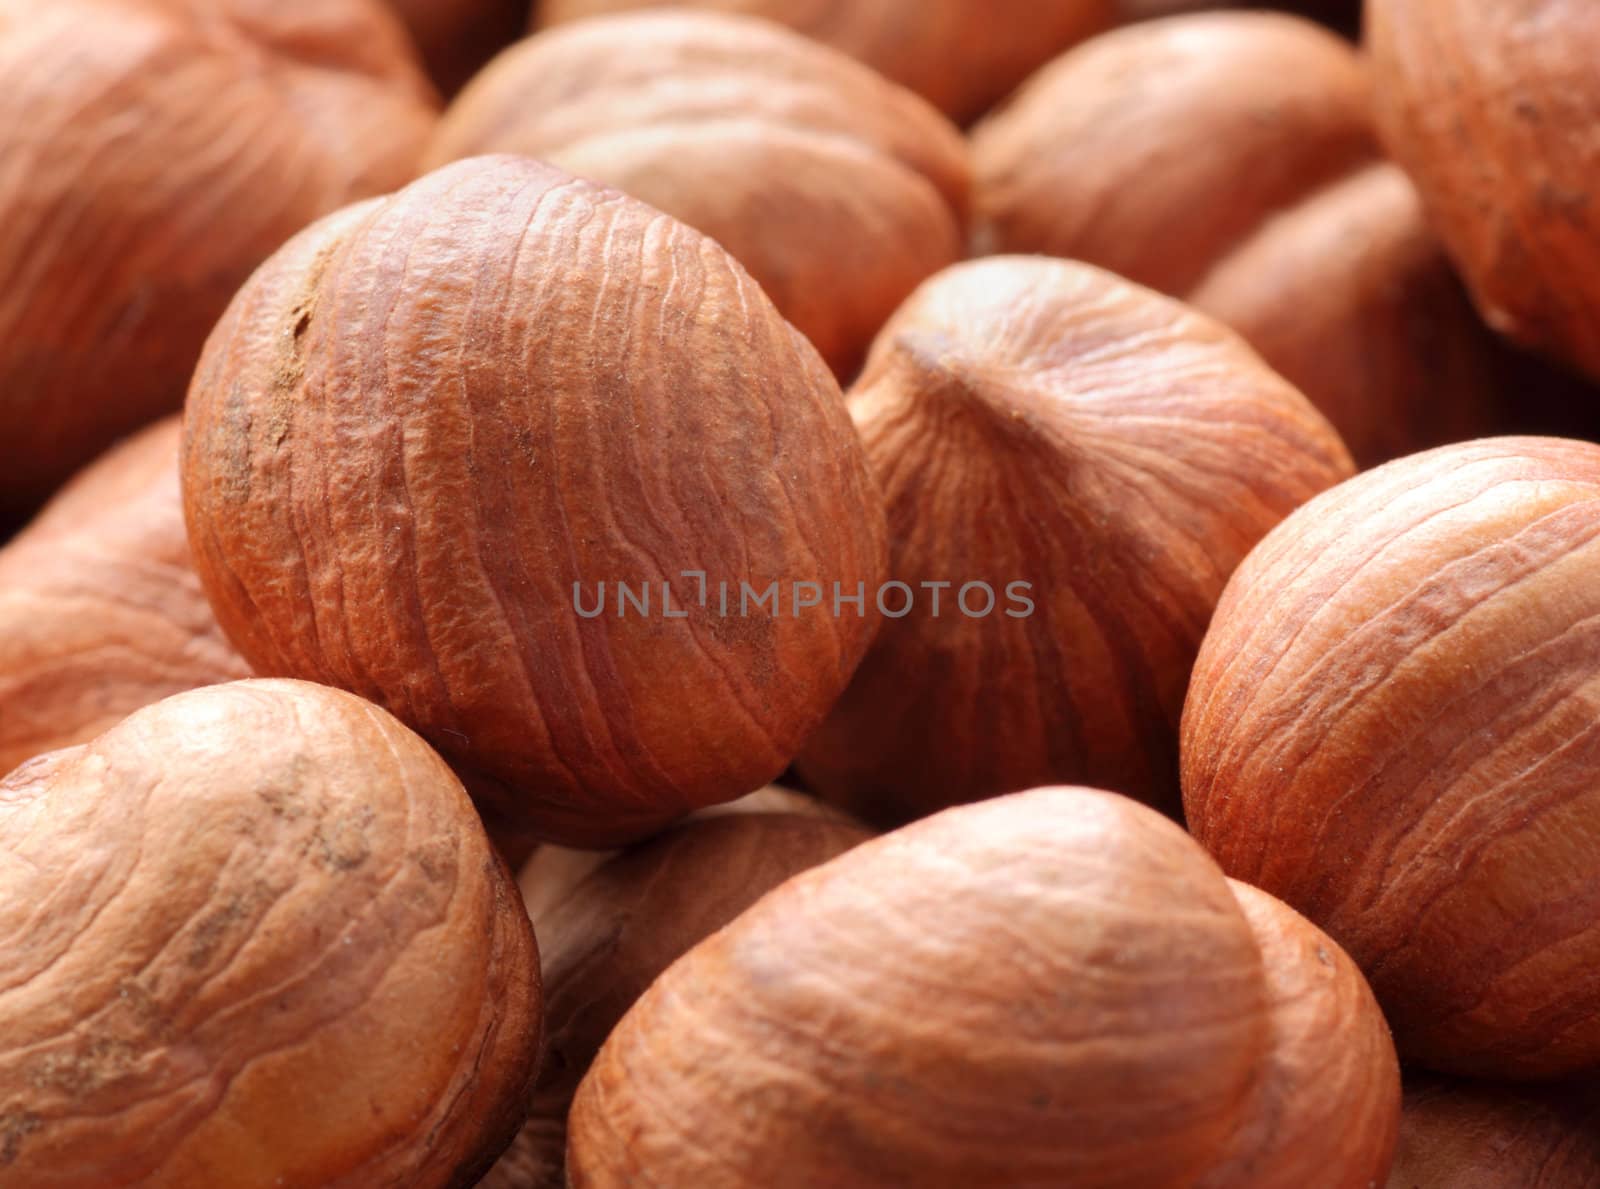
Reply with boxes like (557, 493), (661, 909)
(569, 787), (1272, 1187)
(568, 787), (1401, 1188)
(482, 796), (870, 1189)
(1368, 0), (1600, 381)
(181, 154), (888, 848)
(795, 256), (1352, 826)
(1183, 436), (1600, 1078)
(1386, 1076), (1600, 1189)
(0, 417), (250, 775)
(971, 13), (1501, 466)
(0, 678), (541, 1187)
(530, 0), (1113, 123)
(0, 0), (436, 516)
(972, 13), (1372, 293)
(1207, 879), (1400, 1189)
(387, 0), (528, 95)
(428, 11), (969, 379)
(1189, 164), (1501, 468)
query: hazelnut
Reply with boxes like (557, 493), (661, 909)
(529, 0), (1114, 123)
(1369, 0), (1600, 380)
(0, 0), (437, 515)
(1189, 164), (1501, 468)
(483, 792), (870, 1189)
(567, 787), (1398, 1187)
(0, 679), (541, 1185)
(1208, 879), (1400, 1189)
(1183, 436), (1600, 1077)
(0, 417), (250, 775)
(795, 256), (1352, 826)
(971, 13), (1499, 466)
(181, 154), (888, 847)
(1386, 1076), (1600, 1188)
(427, 11), (969, 379)
(386, 0), (529, 95)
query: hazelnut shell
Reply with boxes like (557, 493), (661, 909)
(797, 256), (1352, 825)
(1190, 163), (1501, 467)
(1184, 436), (1600, 1077)
(1207, 879), (1400, 1189)
(1386, 1076), (1600, 1188)
(181, 154), (888, 847)
(568, 787), (1275, 1188)
(0, 417), (250, 776)
(1368, 0), (1600, 379)
(428, 10), (969, 378)
(531, 0), (1114, 122)
(0, 0), (436, 513)
(0, 679), (541, 1186)
(482, 799), (869, 1189)
(971, 12), (1373, 294)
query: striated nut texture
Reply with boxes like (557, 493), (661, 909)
(1386, 1076), (1600, 1188)
(1207, 880), (1400, 1189)
(0, 417), (251, 775)
(182, 154), (888, 847)
(0, 679), (542, 1187)
(568, 788), (1275, 1188)
(428, 11), (969, 378)
(531, 0), (1113, 123)
(1184, 436), (1600, 1077)
(1369, 0), (1600, 381)
(0, 0), (436, 514)
(481, 797), (869, 1189)
(796, 256), (1352, 826)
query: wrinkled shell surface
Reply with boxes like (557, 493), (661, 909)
(532, 0), (1113, 122)
(1206, 880), (1399, 1189)
(0, 417), (250, 775)
(387, 0), (527, 94)
(0, 0), (436, 513)
(1386, 1076), (1600, 1188)
(971, 13), (1373, 294)
(482, 804), (869, 1189)
(429, 11), (969, 378)
(1369, 0), (1600, 380)
(1190, 164), (1501, 468)
(1184, 437), (1600, 1078)
(182, 154), (888, 847)
(796, 257), (1352, 825)
(569, 787), (1275, 1188)
(0, 679), (541, 1187)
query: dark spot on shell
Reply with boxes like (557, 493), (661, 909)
(0, 1111), (40, 1165)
